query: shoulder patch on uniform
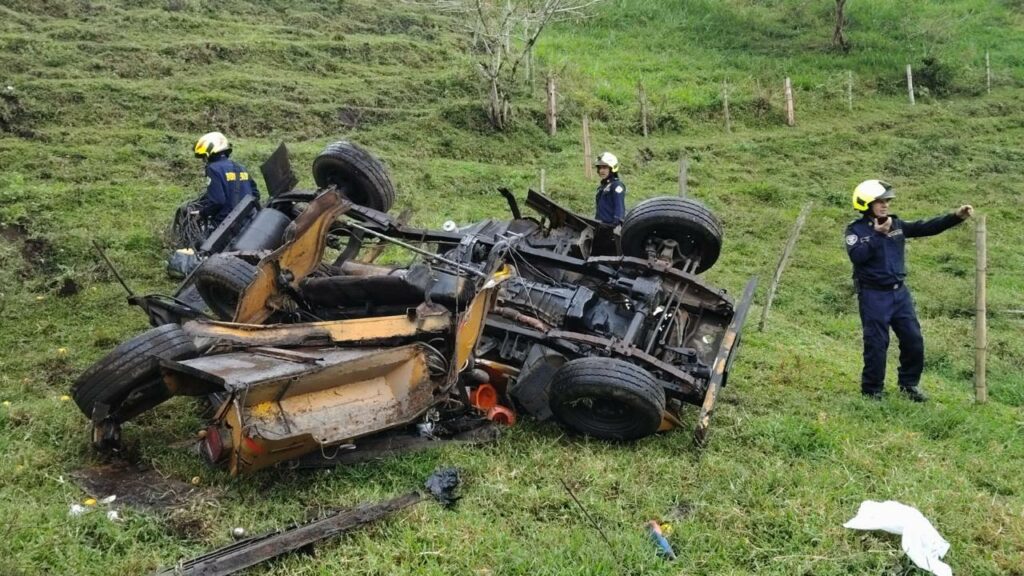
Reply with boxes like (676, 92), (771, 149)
(614, 185), (624, 194)
(845, 234), (858, 246)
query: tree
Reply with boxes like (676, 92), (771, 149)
(420, 0), (602, 130)
(832, 0), (850, 52)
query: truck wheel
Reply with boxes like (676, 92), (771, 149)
(312, 141), (396, 212)
(71, 324), (197, 422)
(195, 254), (257, 320)
(549, 357), (665, 441)
(620, 196), (723, 273)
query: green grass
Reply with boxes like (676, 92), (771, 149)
(2, 0), (1024, 574)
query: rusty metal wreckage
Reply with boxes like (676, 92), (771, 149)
(73, 140), (757, 476)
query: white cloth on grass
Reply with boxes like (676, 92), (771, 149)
(844, 500), (952, 576)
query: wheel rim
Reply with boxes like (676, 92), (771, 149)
(558, 395), (649, 436)
(642, 229), (701, 264)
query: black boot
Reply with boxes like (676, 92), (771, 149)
(900, 386), (928, 403)
(861, 389), (884, 400)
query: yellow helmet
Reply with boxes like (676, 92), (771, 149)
(852, 179), (894, 212)
(194, 131), (231, 159)
(594, 151), (620, 173)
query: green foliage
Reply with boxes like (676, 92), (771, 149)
(917, 56), (957, 97)
(1, 0), (1024, 574)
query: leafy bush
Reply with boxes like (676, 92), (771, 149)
(917, 55), (956, 97)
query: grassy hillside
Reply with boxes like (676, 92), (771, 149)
(1, 1), (1023, 574)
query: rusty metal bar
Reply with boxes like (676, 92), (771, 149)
(182, 309), (451, 347)
(694, 276), (758, 448)
(153, 492), (423, 575)
(344, 221), (486, 278)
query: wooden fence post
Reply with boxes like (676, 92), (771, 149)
(525, 23), (534, 89)
(986, 50), (991, 95)
(638, 81), (649, 138)
(975, 214), (988, 403)
(906, 64), (916, 105)
(722, 80), (731, 133)
(759, 202), (812, 331)
(784, 77), (795, 126)
(847, 70), (853, 112)
(546, 74), (557, 136)
(678, 156), (688, 197)
(582, 114), (593, 179)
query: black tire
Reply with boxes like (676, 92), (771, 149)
(195, 254), (258, 320)
(312, 141), (396, 212)
(71, 324), (197, 421)
(620, 196), (723, 273)
(549, 357), (666, 441)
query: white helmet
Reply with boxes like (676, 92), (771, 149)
(594, 151), (619, 173)
(851, 179), (895, 212)
(194, 131), (231, 159)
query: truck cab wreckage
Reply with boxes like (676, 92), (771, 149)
(73, 140), (756, 474)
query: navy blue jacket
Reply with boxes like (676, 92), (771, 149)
(199, 157), (260, 224)
(845, 212), (963, 287)
(595, 175), (626, 225)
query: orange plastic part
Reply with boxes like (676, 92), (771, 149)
(469, 384), (498, 411)
(486, 405), (516, 426)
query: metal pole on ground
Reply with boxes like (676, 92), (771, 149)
(759, 202), (812, 332)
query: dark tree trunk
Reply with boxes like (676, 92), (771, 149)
(833, 0), (850, 52)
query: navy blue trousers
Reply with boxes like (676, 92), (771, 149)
(858, 286), (924, 393)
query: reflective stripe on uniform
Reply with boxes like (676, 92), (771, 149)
(226, 172), (237, 181)
(239, 172), (248, 180)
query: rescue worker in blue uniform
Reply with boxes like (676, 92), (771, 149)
(193, 131), (259, 226)
(845, 180), (973, 401)
(594, 151), (626, 225)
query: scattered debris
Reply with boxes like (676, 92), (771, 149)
(71, 462), (205, 512)
(153, 467), (460, 576)
(646, 520), (676, 560)
(844, 500), (951, 576)
(424, 467), (462, 509)
(56, 277), (81, 297)
(68, 494), (121, 521)
(231, 527), (246, 539)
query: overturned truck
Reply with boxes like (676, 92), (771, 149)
(72, 140), (756, 474)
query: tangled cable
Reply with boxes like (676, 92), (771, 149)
(169, 199), (212, 250)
